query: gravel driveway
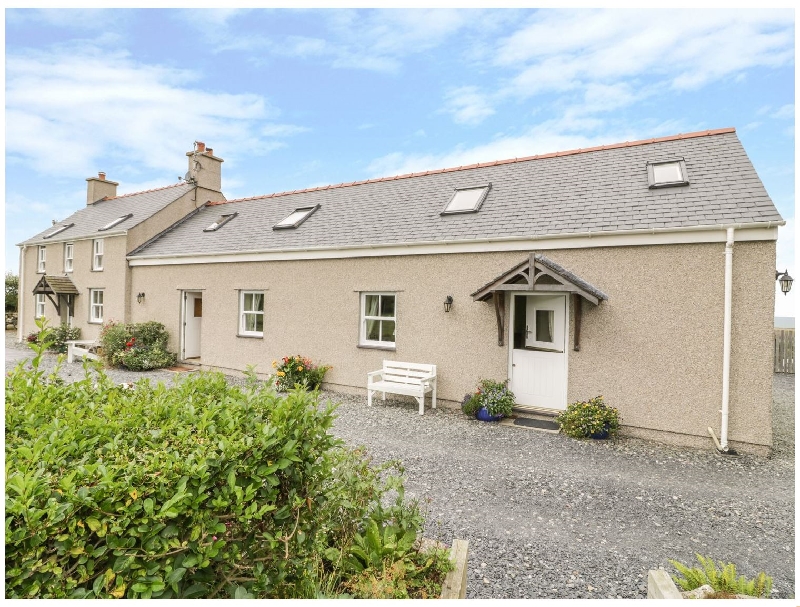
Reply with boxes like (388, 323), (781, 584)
(6, 333), (794, 599)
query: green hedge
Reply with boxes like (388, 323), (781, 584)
(5, 335), (344, 599)
(5, 329), (450, 599)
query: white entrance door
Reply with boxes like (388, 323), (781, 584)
(183, 292), (202, 359)
(510, 294), (568, 410)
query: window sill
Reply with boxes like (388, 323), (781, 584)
(88, 320), (103, 325)
(237, 333), (264, 339)
(91, 269), (104, 272)
(357, 343), (396, 352)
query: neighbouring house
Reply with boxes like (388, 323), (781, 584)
(18, 128), (783, 455)
(16, 143), (225, 341)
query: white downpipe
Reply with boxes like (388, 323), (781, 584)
(17, 246), (25, 342)
(719, 227), (735, 450)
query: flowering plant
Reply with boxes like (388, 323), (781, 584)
(466, 379), (515, 418)
(555, 395), (620, 439)
(272, 355), (331, 391)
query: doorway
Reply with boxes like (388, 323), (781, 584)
(509, 293), (568, 411)
(182, 291), (203, 360)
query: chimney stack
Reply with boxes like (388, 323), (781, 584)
(186, 141), (223, 193)
(86, 171), (118, 205)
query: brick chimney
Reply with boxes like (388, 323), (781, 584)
(86, 171), (118, 205)
(186, 141), (223, 192)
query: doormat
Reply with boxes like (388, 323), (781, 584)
(513, 418), (559, 431)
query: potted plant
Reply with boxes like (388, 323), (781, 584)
(462, 379), (515, 422)
(555, 395), (620, 439)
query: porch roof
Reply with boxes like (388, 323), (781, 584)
(471, 253), (609, 306)
(32, 275), (80, 295)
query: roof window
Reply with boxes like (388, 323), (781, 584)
(441, 184), (491, 215)
(203, 212), (238, 232)
(98, 213), (133, 231)
(43, 223), (74, 239)
(274, 205), (320, 230)
(647, 159), (689, 189)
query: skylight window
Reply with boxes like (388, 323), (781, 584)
(43, 223), (74, 239)
(647, 159), (689, 189)
(98, 213), (133, 231)
(273, 205), (320, 230)
(204, 212), (237, 232)
(441, 184), (491, 215)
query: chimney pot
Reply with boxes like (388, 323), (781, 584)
(206, 148), (213, 156)
(98, 172), (106, 180)
(196, 141), (206, 152)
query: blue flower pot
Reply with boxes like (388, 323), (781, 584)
(590, 423), (611, 440)
(476, 407), (502, 422)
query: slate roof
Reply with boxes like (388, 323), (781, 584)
(19, 183), (195, 246)
(128, 129), (783, 258)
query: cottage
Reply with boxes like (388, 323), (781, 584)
(18, 128), (783, 455)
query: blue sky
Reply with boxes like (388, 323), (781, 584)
(4, 8), (796, 315)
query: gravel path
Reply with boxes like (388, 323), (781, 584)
(6, 333), (794, 599)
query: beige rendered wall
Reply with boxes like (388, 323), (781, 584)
(129, 241), (775, 453)
(19, 236), (128, 342)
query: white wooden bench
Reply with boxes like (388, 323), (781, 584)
(367, 360), (437, 415)
(66, 340), (101, 364)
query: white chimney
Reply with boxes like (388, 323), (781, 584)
(86, 171), (118, 205)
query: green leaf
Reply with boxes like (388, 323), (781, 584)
(86, 517), (102, 532)
(166, 568), (186, 585)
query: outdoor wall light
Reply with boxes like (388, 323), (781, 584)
(137, 292), (146, 304)
(776, 270), (793, 295)
(444, 295), (453, 312)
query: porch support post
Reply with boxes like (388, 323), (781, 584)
(493, 291), (505, 347)
(45, 292), (61, 315)
(573, 293), (582, 351)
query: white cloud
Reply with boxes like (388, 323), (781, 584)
(6, 46), (307, 180)
(494, 9), (793, 98)
(772, 104), (794, 120)
(442, 86), (496, 125)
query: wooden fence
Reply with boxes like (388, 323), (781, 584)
(774, 329), (795, 374)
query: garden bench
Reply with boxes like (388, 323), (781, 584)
(66, 340), (101, 364)
(367, 360), (437, 415)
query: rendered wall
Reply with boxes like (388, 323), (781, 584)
(129, 240), (775, 453)
(19, 235), (128, 341)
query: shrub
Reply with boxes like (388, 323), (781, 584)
(273, 355), (331, 391)
(461, 393), (481, 417)
(469, 379), (515, 418)
(24, 324), (80, 353)
(555, 395), (620, 439)
(6, 326), (451, 599)
(670, 554), (773, 598)
(99, 320), (177, 370)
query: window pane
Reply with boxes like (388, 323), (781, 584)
(381, 320), (396, 343)
(535, 309), (553, 343)
(365, 295), (379, 316)
(380, 295), (395, 317)
(244, 293), (254, 310)
(366, 319), (380, 341)
(254, 313), (263, 332)
(653, 162), (682, 183)
(445, 187), (486, 212)
(244, 313), (261, 332)
(252, 293), (264, 311)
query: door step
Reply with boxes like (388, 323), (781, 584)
(499, 414), (560, 433)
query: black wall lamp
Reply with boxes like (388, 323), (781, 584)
(136, 292), (146, 304)
(776, 270), (793, 295)
(444, 295), (453, 312)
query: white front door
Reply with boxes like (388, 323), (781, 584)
(510, 294), (568, 410)
(183, 291), (202, 359)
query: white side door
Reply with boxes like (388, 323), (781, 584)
(510, 294), (568, 410)
(183, 292), (202, 359)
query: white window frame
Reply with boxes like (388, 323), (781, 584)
(37, 246), (46, 273)
(64, 242), (74, 273)
(360, 292), (397, 348)
(239, 291), (264, 337)
(93, 239), (104, 270)
(89, 289), (104, 323)
(35, 294), (46, 319)
(647, 158), (689, 189)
